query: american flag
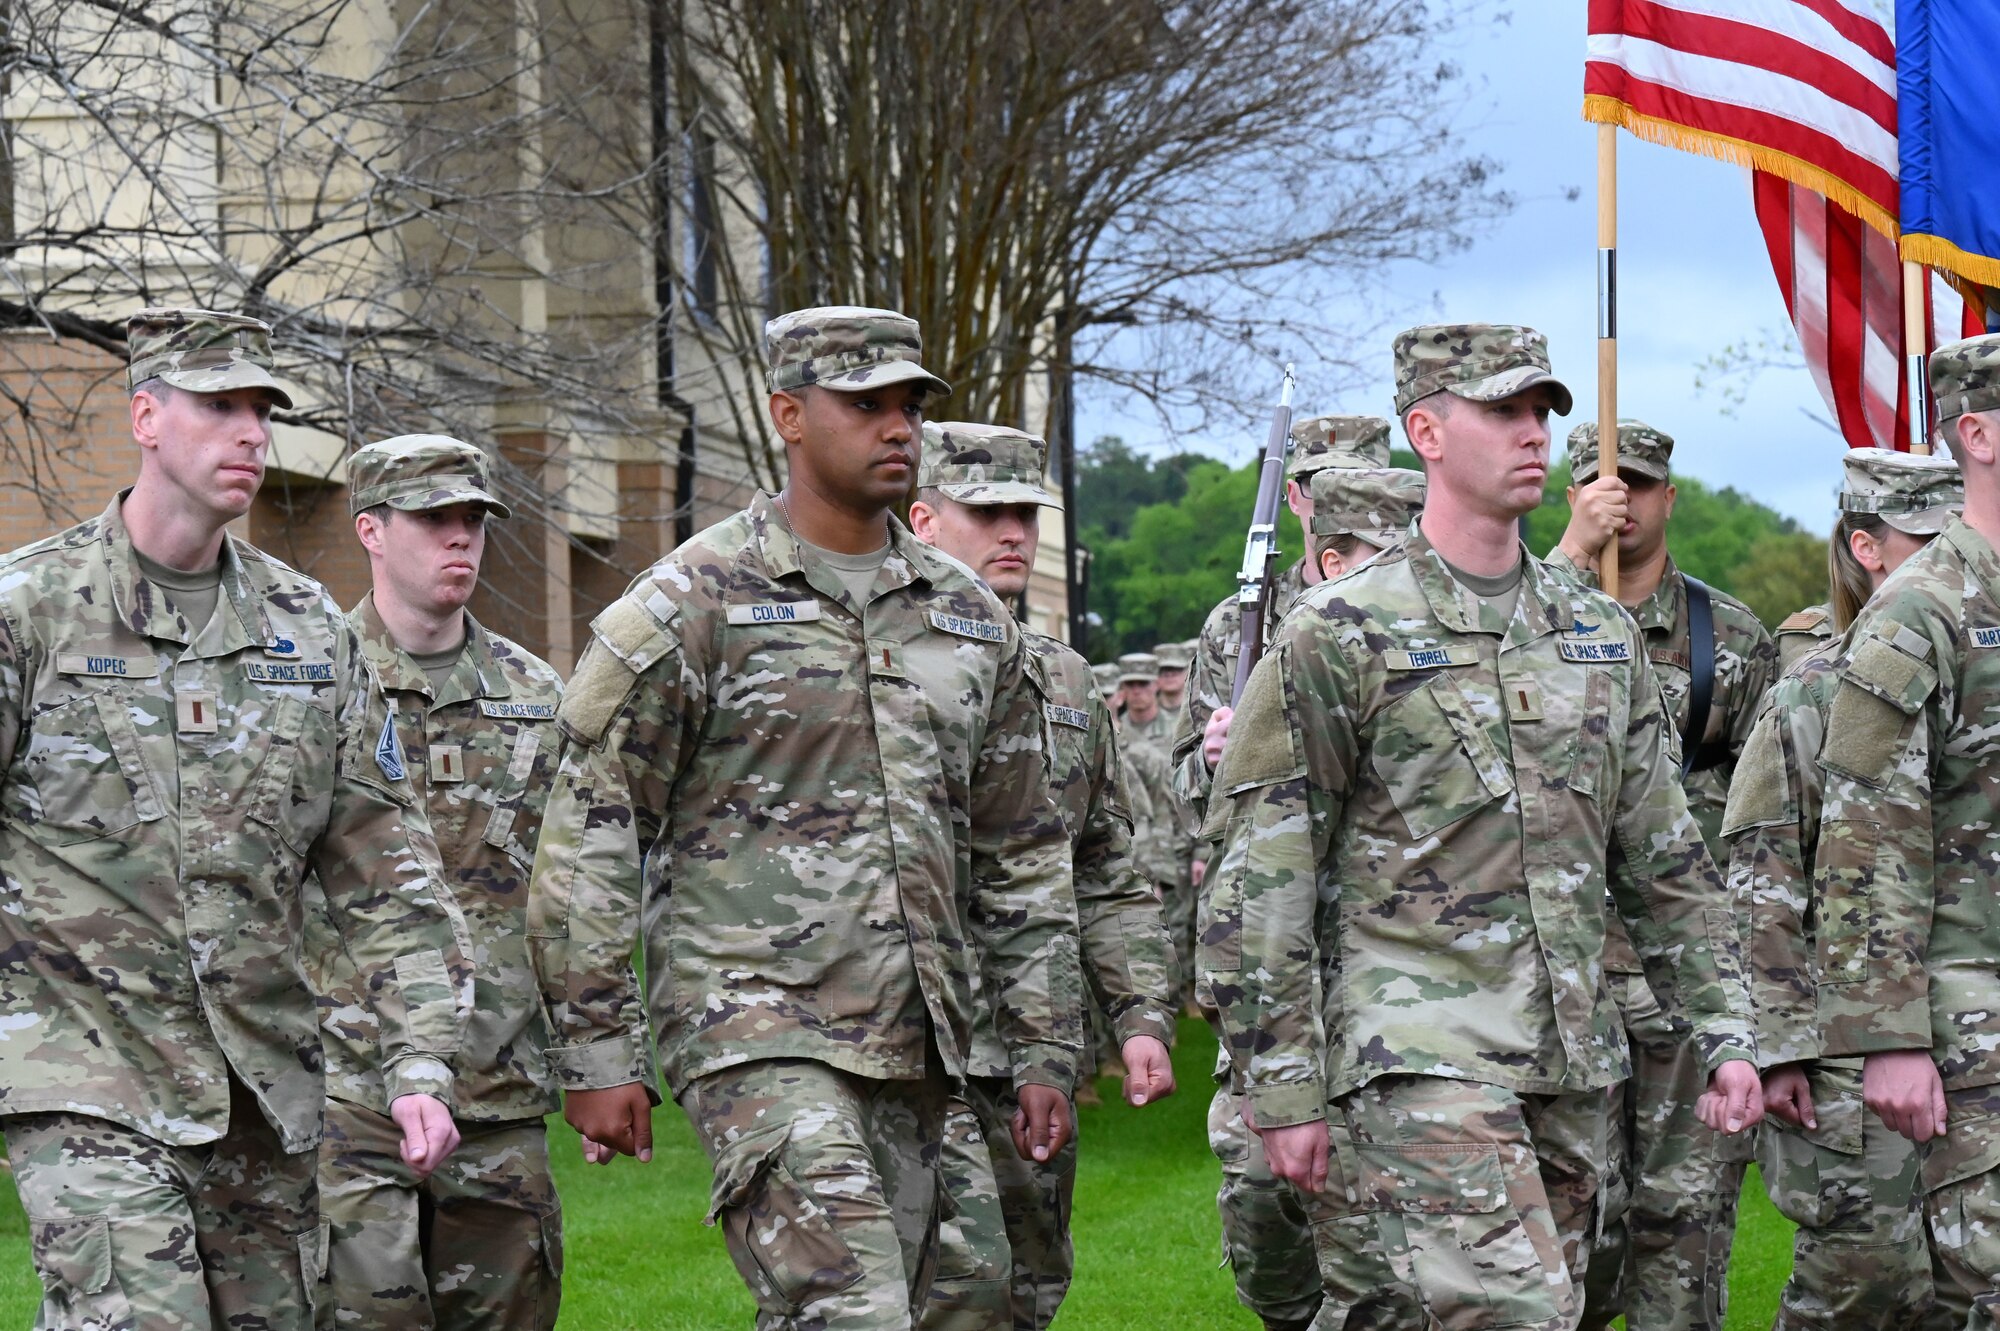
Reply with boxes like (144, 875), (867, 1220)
(1586, 0), (1977, 451)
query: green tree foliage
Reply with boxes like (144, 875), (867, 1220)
(1083, 447), (1830, 657)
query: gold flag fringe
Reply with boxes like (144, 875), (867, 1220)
(1900, 234), (2000, 303)
(1581, 95), (1898, 242)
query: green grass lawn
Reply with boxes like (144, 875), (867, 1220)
(0, 1019), (1801, 1328)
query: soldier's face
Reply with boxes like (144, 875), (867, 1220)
(1120, 679), (1158, 719)
(778, 383), (927, 513)
(1424, 389), (1553, 519)
(1157, 667), (1186, 698)
(369, 503), (488, 614)
(909, 498), (1040, 598)
(1616, 475), (1675, 560)
(133, 386), (275, 519)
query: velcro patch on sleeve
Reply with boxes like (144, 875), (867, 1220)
(1821, 631), (1934, 784)
(725, 599), (822, 626)
(1382, 644), (1478, 671)
(591, 597), (676, 674)
(1719, 705), (1791, 836)
(1214, 642), (1305, 795)
(928, 611), (1006, 643)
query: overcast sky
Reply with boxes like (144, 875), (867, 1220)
(1076, 2), (1850, 530)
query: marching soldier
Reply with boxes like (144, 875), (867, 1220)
(1722, 447), (1965, 1331)
(0, 309), (467, 1330)
(1552, 420), (1778, 1331)
(1803, 334), (2000, 1321)
(1154, 643), (1191, 718)
(1174, 423), (1413, 1331)
(527, 306), (1081, 1331)
(1114, 653), (1186, 999)
(308, 437), (565, 1328)
(1206, 324), (1761, 1331)
(908, 420), (1178, 1330)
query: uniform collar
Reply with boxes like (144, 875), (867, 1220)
(1626, 555), (1683, 637)
(1941, 514), (2000, 600)
(99, 489), (270, 653)
(352, 592), (509, 705)
(749, 489), (929, 612)
(1403, 522), (1567, 641)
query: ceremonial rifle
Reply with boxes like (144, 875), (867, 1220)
(1230, 364), (1297, 706)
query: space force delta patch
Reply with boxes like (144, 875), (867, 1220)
(928, 612), (1006, 642)
(1558, 638), (1632, 663)
(1044, 703), (1091, 730)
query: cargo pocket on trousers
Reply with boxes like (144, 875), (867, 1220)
(706, 1121), (864, 1314)
(1355, 1142), (1557, 1331)
(297, 1219), (329, 1329)
(30, 1213), (136, 1331)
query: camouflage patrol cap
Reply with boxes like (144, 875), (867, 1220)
(1566, 419), (1673, 484)
(127, 307), (293, 408)
(1839, 446), (1962, 536)
(1392, 324), (1573, 417)
(1288, 414), (1393, 479)
(765, 305), (951, 398)
(1309, 466), (1427, 547)
(348, 434), (512, 519)
(1930, 332), (2000, 424)
(918, 421), (1059, 508)
(1153, 643), (1191, 672)
(1117, 652), (1159, 684)
(1092, 663), (1120, 697)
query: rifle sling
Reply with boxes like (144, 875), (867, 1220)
(1680, 574), (1720, 778)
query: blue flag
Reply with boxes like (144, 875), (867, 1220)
(1899, 1), (2000, 295)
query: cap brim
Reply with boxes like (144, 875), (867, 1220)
(1880, 504), (1960, 536)
(1571, 457), (1669, 485)
(1450, 367), (1574, 417)
(817, 360), (952, 399)
(1117, 674), (1156, 684)
(385, 488), (514, 520)
(937, 481), (1061, 509)
(159, 364), (295, 411)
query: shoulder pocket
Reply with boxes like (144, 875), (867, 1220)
(1821, 631), (1935, 785)
(1719, 705), (1793, 838)
(1213, 642), (1304, 797)
(560, 600), (680, 748)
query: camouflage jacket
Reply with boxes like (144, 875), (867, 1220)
(307, 597), (562, 1121)
(0, 495), (466, 1151)
(1548, 551), (1776, 973)
(962, 632), (1175, 1075)
(1720, 635), (1848, 1067)
(1171, 558), (1312, 833)
(529, 493), (1081, 1099)
(1205, 528), (1754, 1127)
(1807, 517), (2000, 1089)
(1117, 708), (1182, 887)
(1774, 603), (1834, 676)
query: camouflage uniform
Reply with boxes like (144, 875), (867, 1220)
(911, 423), (1176, 1331)
(1552, 421), (1778, 1331)
(1206, 325), (1755, 1331)
(1195, 457), (1429, 1331)
(306, 438), (565, 1330)
(1115, 653), (1186, 1000)
(1775, 605), (1834, 675)
(528, 308), (1080, 1331)
(0, 310), (466, 1331)
(1721, 448), (1966, 1331)
(1806, 333), (2000, 1327)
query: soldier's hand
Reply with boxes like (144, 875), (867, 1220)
(1695, 1059), (1764, 1134)
(1119, 1035), (1175, 1108)
(1556, 476), (1630, 568)
(1259, 1120), (1329, 1194)
(1864, 1049), (1948, 1143)
(1191, 856), (1207, 889)
(565, 1084), (655, 1163)
(390, 1093), (461, 1178)
(1202, 707), (1234, 772)
(1011, 1084), (1073, 1163)
(1762, 1063), (1817, 1129)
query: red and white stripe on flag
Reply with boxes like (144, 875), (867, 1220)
(1753, 172), (1981, 452)
(1585, 0), (1899, 236)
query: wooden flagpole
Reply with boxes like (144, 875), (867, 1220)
(1598, 124), (1620, 594)
(1904, 260), (1931, 455)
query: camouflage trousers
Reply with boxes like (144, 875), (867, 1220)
(319, 1100), (561, 1330)
(4, 1076), (327, 1331)
(1205, 1084), (1322, 1330)
(1337, 1075), (1607, 1331)
(1161, 875), (1197, 1007)
(1756, 1062), (1956, 1331)
(1922, 1082), (2000, 1328)
(1581, 971), (1746, 1331)
(685, 1056), (949, 1331)
(922, 1076), (1077, 1331)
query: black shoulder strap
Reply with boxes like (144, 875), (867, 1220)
(1681, 574), (1716, 779)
